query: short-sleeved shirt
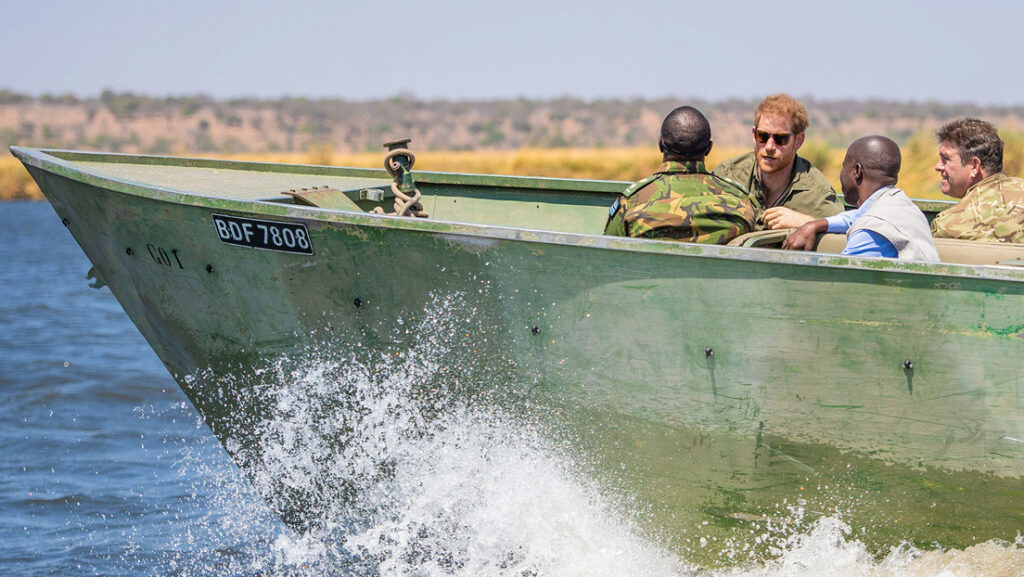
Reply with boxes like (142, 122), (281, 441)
(931, 172), (1024, 244)
(712, 151), (844, 227)
(604, 160), (756, 244)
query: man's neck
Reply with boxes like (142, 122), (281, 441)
(663, 154), (703, 164)
(969, 170), (994, 191)
(758, 163), (795, 207)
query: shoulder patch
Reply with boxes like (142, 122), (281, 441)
(621, 174), (661, 199)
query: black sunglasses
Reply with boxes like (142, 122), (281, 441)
(754, 130), (793, 146)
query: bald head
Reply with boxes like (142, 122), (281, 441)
(840, 136), (902, 207)
(659, 106), (712, 160)
(846, 135), (901, 180)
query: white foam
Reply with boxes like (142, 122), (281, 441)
(158, 293), (1024, 577)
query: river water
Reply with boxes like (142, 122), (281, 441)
(2, 200), (1022, 576)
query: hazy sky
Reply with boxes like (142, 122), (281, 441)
(2, 0), (1020, 105)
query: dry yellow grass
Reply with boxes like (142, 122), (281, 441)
(237, 146), (744, 182)
(0, 155), (41, 200)
(4, 130), (1022, 202)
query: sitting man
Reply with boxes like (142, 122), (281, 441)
(713, 93), (844, 229)
(782, 135), (939, 262)
(604, 105), (756, 244)
(931, 118), (1024, 243)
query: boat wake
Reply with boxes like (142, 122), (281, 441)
(152, 293), (1023, 577)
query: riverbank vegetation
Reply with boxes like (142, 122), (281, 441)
(4, 90), (1024, 201)
(5, 128), (1023, 201)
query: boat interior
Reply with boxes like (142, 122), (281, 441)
(44, 151), (1024, 269)
(273, 180), (1024, 268)
(271, 178), (1024, 268)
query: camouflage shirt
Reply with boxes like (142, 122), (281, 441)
(931, 172), (1024, 244)
(712, 151), (844, 228)
(604, 160), (756, 244)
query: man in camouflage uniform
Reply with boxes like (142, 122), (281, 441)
(931, 118), (1024, 243)
(713, 94), (844, 230)
(604, 106), (756, 244)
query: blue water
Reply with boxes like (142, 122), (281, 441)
(0, 201), (283, 576)
(4, 200), (1023, 577)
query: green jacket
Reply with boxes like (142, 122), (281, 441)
(604, 160), (756, 244)
(712, 151), (844, 228)
(931, 173), (1024, 244)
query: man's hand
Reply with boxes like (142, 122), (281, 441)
(763, 206), (814, 230)
(782, 219), (828, 251)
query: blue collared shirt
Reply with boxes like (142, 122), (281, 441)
(824, 188), (898, 258)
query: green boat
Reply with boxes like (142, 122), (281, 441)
(12, 143), (1024, 564)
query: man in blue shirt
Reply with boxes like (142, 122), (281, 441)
(782, 136), (940, 261)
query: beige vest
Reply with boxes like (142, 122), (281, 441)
(848, 187), (940, 262)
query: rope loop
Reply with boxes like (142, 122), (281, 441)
(371, 181), (429, 218)
(383, 148), (416, 177)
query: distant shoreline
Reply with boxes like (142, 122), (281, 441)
(4, 90), (1024, 158)
(5, 91), (1020, 202)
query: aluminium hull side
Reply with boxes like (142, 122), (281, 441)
(15, 147), (1024, 559)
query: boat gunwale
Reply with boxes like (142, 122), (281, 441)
(12, 147), (632, 193)
(12, 146), (1020, 285)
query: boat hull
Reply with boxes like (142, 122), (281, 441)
(16, 148), (1024, 562)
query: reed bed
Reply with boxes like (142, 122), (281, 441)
(0, 155), (41, 200)
(5, 130), (1023, 201)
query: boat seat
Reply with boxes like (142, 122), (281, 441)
(726, 230), (855, 252)
(726, 229), (792, 248)
(931, 238), (1024, 266)
(728, 229), (1024, 266)
(817, 235), (1024, 265)
(815, 233), (846, 253)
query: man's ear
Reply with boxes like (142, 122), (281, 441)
(705, 140), (713, 157)
(658, 136), (665, 154)
(794, 132), (805, 150)
(853, 162), (864, 182)
(969, 156), (983, 179)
